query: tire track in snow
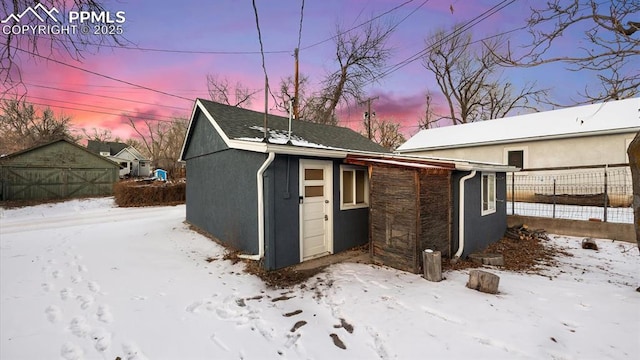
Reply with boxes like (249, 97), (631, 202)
(1, 206), (177, 234)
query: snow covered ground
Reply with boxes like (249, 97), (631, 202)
(1, 198), (638, 360)
(508, 202), (633, 224)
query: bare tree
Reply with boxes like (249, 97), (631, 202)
(81, 128), (119, 143)
(275, 74), (313, 120)
(206, 74), (259, 108)
(371, 118), (406, 151)
(305, 19), (394, 125)
(1, 1), (126, 96)
(422, 25), (546, 125)
(496, 0), (639, 103)
(0, 99), (78, 154)
(127, 117), (188, 178)
(418, 92), (437, 129)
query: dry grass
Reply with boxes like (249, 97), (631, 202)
(444, 231), (572, 274)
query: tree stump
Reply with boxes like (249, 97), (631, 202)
(423, 250), (442, 282)
(581, 238), (598, 250)
(466, 269), (500, 294)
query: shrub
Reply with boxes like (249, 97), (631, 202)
(114, 180), (185, 207)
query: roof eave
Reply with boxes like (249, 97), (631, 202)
(398, 126), (640, 153)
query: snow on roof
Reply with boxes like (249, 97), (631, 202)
(236, 126), (333, 150)
(398, 97), (640, 152)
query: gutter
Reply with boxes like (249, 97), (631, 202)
(239, 152), (276, 261)
(454, 170), (476, 260)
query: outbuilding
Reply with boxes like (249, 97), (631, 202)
(0, 138), (120, 201)
(180, 99), (516, 273)
(180, 99), (388, 270)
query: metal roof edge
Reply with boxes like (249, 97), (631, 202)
(345, 153), (517, 172)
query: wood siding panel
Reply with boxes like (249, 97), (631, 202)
(419, 170), (452, 258)
(370, 166), (418, 273)
(0, 141), (119, 201)
(1, 166), (117, 200)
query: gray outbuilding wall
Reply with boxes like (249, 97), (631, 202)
(331, 161), (370, 253)
(263, 155), (370, 270)
(182, 110), (263, 254)
(451, 171), (507, 257)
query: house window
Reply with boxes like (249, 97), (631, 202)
(507, 150), (524, 169)
(482, 173), (496, 216)
(340, 166), (369, 209)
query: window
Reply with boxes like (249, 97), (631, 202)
(507, 150), (524, 169)
(504, 147), (527, 169)
(482, 173), (496, 215)
(340, 166), (369, 209)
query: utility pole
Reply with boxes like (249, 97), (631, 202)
(293, 48), (300, 120)
(360, 96), (379, 139)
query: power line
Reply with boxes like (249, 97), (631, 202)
(370, 0), (517, 83)
(25, 80), (208, 93)
(251, 0), (281, 122)
(60, 40), (291, 55)
(11, 46), (194, 102)
(377, 0), (515, 80)
(24, 101), (183, 124)
(388, 0), (429, 33)
(301, 0), (415, 50)
(24, 95), (183, 121)
(24, 83), (191, 111)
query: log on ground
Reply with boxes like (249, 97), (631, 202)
(466, 269), (500, 294)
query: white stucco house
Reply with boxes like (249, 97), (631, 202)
(397, 97), (639, 169)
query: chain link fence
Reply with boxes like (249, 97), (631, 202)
(507, 165), (633, 224)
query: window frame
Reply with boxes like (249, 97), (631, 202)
(481, 172), (496, 216)
(504, 146), (528, 169)
(340, 165), (369, 210)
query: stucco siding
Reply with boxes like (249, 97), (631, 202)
(410, 132), (635, 168)
(451, 171), (507, 257)
(265, 155), (301, 270)
(185, 149), (263, 254)
(182, 110), (229, 159)
(332, 162), (369, 253)
(263, 156), (369, 270)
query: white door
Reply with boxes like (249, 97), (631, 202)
(299, 159), (333, 261)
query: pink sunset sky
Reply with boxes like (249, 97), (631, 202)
(4, 0), (595, 142)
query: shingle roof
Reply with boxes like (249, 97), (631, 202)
(197, 98), (389, 153)
(86, 140), (128, 155)
(398, 97), (640, 152)
(0, 138), (120, 167)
